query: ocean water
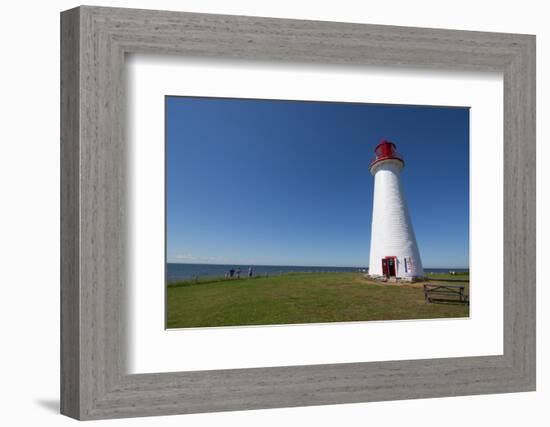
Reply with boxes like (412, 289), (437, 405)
(166, 263), (468, 282)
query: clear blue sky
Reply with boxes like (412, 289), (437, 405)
(166, 96), (469, 268)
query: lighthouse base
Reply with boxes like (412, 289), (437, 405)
(366, 274), (425, 283)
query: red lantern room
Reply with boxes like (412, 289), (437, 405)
(369, 139), (404, 171)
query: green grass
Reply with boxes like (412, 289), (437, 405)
(425, 271), (470, 280)
(166, 272), (469, 329)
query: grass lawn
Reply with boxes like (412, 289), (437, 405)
(166, 272), (469, 328)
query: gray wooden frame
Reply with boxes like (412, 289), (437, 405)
(61, 5), (536, 420)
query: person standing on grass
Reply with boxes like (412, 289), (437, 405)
(248, 267), (254, 278)
(236, 268), (241, 279)
(229, 268), (235, 278)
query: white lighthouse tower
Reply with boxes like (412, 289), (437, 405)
(368, 140), (424, 280)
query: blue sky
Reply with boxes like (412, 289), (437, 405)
(166, 96), (469, 268)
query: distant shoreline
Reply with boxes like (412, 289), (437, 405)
(167, 262), (469, 270)
(166, 262), (469, 283)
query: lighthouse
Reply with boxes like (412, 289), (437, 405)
(368, 140), (424, 280)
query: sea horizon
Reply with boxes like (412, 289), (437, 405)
(166, 262), (469, 282)
(167, 261), (470, 269)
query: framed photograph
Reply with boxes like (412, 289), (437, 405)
(60, 6), (535, 420)
(163, 97), (470, 330)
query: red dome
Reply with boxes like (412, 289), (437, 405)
(369, 140), (404, 170)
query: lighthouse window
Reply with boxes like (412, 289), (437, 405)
(404, 258), (408, 273)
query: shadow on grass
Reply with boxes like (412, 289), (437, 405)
(427, 298), (469, 305)
(427, 278), (470, 283)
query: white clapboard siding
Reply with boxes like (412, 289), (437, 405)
(369, 158), (424, 278)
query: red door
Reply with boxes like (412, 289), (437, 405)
(382, 257), (396, 278)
